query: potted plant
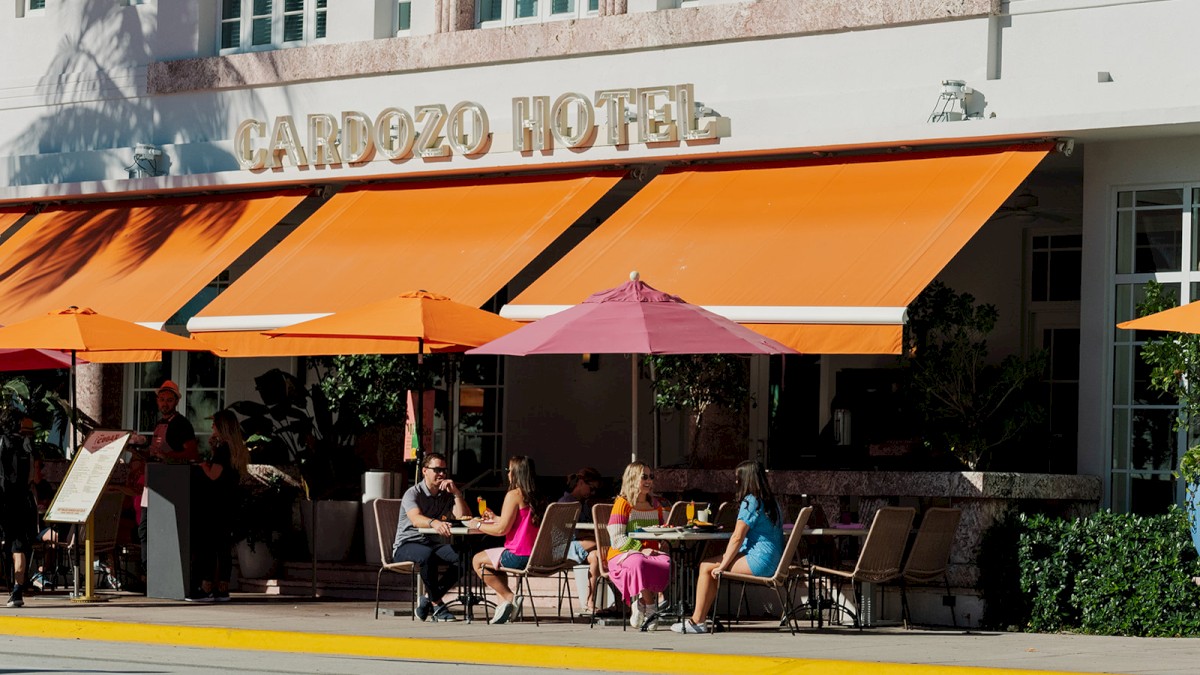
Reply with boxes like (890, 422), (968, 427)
(230, 368), (365, 562)
(234, 465), (300, 578)
(901, 281), (1048, 470)
(1136, 281), (1200, 555)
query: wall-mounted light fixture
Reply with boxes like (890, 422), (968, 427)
(127, 143), (164, 178)
(928, 80), (978, 123)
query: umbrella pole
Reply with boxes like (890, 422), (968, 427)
(631, 357), (638, 464)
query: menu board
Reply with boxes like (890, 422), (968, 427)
(44, 430), (131, 524)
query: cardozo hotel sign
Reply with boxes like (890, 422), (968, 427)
(234, 84), (731, 170)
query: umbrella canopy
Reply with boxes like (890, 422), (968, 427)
(469, 274), (798, 462)
(469, 274), (799, 356)
(1117, 301), (1200, 333)
(0, 348), (86, 371)
(262, 290), (520, 350)
(0, 306), (213, 355)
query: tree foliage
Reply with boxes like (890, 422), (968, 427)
(643, 354), (751, 465)
(902, 281), (1047, 470)
(1136, 280), (1200, 485)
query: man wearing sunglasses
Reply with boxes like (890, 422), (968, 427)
(392, 452), (468, 622)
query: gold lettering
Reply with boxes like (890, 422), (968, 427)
(594, 88), (635, 146)
(636, 86), (678, 143)
(374, 107), (416, 160)
(341, 111), (375, 163)
(550, 92), (595, 149)
(512, 96), (552, 152)
(268, 115), (308, 168)
(234, 119), (267, 170)
(414, 104), (450, 158)
(448, 101), (490, 156)
(307, 114), (341, 166)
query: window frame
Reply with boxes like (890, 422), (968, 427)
(395, 0), (412, 35)
(477, 0), (600, 29)
(219, 0), (328, 54)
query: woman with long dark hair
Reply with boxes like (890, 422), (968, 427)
(671, 460), (783, 634)
(188, 409), (248, 602)
(469, 455), (542, 624)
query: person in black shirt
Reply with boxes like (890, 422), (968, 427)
(0, 406), (35, 608)
(187, 410), (247, 602)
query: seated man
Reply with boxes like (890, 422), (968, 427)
(557, 467), (604, 613)
(392, 452), (468, 622)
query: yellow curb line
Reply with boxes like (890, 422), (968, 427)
(0, 617), (1084, 675)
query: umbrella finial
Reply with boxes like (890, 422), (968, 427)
(630, 270), (639, 282)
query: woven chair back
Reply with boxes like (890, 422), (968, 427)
(853, 507), (916, 584)
(373, 498), (404, 563)
(903, 507), (961, 582)
(525, 501), (580, 574)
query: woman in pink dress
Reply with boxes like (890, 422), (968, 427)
(469, 455), (543, 625)
(606, 461), (671, 628)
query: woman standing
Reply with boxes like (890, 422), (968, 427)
(189, 410), (248, 602)
(607, 461), (670, 628)
(671, 460), (783, 634)
(470, 455), (542, 625)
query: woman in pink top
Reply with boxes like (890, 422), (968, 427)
(469, 455), (543, 625)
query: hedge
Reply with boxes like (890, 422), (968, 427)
(979, 507), (1200, 637)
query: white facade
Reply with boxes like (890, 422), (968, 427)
(0, 0), (1196, 509)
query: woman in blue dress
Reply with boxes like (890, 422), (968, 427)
(671, 460), (783, 634)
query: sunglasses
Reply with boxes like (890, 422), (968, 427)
(642, 474), (656, 480)
(426, 466), (449, 474)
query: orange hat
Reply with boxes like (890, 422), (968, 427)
(158, 380), (181, 399)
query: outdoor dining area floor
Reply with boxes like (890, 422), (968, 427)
(0, 591), (1194, 674)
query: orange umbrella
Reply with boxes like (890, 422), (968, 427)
(264, 291), (520, 462)
(262, 290), (520, 350)
(1118, 301), (1200, 333)
(0, 306), (217, 454)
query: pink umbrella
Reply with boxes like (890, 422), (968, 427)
(469, 273), (798, 460)
(0, 348), (85, 371)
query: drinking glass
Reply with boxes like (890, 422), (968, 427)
(478, 496), (488, 517)
(686, 501), (695, 523)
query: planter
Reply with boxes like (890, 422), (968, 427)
(235, 539), (276, 579)
(300, 499), (360, 562)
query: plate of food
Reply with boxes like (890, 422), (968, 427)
(640, 526), (682, 534)
(688, 520), (716, 529)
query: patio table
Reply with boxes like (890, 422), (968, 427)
(629, 528), (731, 631)
(416, 524), (495, 623)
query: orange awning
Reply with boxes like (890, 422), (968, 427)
(507, 144), (1050, 354)
(0, 192), (304, 361)
(0, 208), (27, 236)
(189, 173), (621, 356)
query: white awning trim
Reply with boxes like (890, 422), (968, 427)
(186, 313), (331, 333)
(499, 304), (908, 325)
(136, 321), (166, 331)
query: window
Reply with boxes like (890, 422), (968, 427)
(478, 0), (599, 28)
(1110, 186), (1200, 515)
(220, 0), (327, 52)
(397, 1), (411, 33)
(28, 0), (46, 10)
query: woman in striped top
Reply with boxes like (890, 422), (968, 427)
(606, 461), (671, 628)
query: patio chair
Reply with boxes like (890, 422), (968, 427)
(699, 500), (739, 560)
(810, 506), (915, 630)
(372, 498), (419, 620)
(898, 507), (961, 628)
(666, 500), (710, 527)
(712, 506), (813, 635)
(480, 501), (580, 626)
(588, 503), (628, 631)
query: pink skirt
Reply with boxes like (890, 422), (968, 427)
(608, 551), (671, 605)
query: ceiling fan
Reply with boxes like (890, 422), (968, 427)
(992, 188), (1070, 223)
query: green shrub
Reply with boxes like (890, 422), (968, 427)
(981, 507), (1200, 637)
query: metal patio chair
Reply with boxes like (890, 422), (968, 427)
(712, 506), (813, 635)
(372, 498), (419, 620)
(898, 507), (961, 628)
(480, 501), (580, 626)
(810, 506), (915, 630)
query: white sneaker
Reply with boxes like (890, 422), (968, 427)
(490, 601), (515, 625)
(629, 600), (644, 629)
(670, 618), (708, 634)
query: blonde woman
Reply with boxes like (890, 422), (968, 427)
(188, 409), (249, 602)
(606, 461), (670, 628)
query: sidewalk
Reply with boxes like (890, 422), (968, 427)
(0, 591), (1194, 674)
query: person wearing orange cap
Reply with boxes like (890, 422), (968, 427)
(133, 380), (199, 587)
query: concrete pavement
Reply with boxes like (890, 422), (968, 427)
(0, 591), (1194, 674)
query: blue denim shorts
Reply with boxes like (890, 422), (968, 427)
(499, 549), (529, 569)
